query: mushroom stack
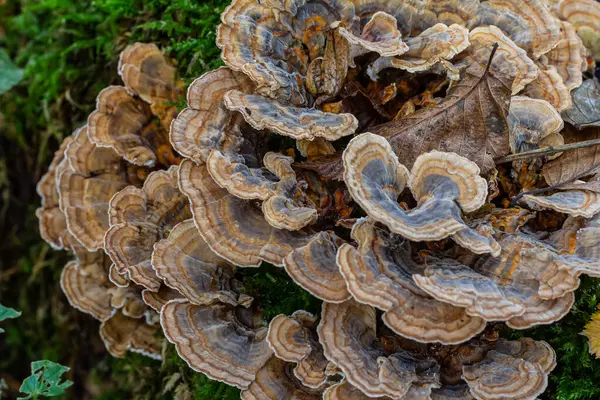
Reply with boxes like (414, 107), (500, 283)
(37, 0), (600, 399)
(37, 43), (186, 359)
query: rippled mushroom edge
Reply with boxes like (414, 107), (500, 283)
(8, 0), (600, 398)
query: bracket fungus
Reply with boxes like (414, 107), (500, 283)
(161, 300), (273, 389)
(104, 165), (192, 291)
(37, 1), (600, 398)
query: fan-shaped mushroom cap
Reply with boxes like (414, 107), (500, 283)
(368, 23), (469, 78)
(57, 127), (143, 251)
(542, 20), (586, 90)
(558, 0), (600, 60)
(36, 136), (78, 250)
(266, 312), (329, 389)
(141, 285), (184, 312)
(216, 0), (310, 105)
(160, 300), (273, 389)
(562, 79), (600, 129)
(335, 12), (409, 58)
(343, 133), (491, 250)
(469, 26), (538, 94)
(170, 67), (254, 164)
(178, 160), (313, 267)
(487, 0), (561, 58)
(283, 231), (350, 303)
(109, 263), (130, 287)
(152, 219), (249, 306)
(241, 357), (324, 400)
(324, 379), (393, 400)
(87, 86), (163, 167)
(337, 219), (486, 344)
(60, 256), (114, 321)
(462, 351), (549, 400)
(467, 2), (535, 52)
(508, 96), (564, 154)
(207, 151), (317, 231)
(104, 165), (192, 291)
(100, 310), (162, 360)
(523, 190), (600, 217)
(413, 232), (590, 327)
(223, 90), (358, 141)
(524, 62), (572, 111)
(494, 338), (557, 372)
(118, 43), (180, 109)
(317, 300), (441, 398)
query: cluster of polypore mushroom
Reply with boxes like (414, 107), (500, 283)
(37, 0), (600, 399)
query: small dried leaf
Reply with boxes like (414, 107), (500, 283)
(371, 58), (513, 173)
(542, 127), (600, 186)
(563, 79), (600, 129)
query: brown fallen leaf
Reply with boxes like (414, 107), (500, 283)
(306, 28), (349, 105)
(562, 79), (600, 129)
(543, 126), (600, 186)
(370, 55), (513, 173)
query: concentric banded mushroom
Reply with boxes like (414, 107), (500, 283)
(57, 127), (144, 251)
(508, 96), (564, 155)
(317, 300), (442, 399)
(100, 310), (162, 360)
(524, 62), (573, 111)
(152, 218), (249, 306)
(266, 311), (329, 389)
(337, 219), (486, 344)
(558, 0), (600, 60)
(104, 165), (192, 291)
(283, 231), (351, 303)
(160, 300), (273, 389)
(343, 133), (494, 253)
(178, 159), (313, 267)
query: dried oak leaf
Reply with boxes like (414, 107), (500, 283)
(542, 126), (600, 186)
(371, 59), (513, 173)
(563, 79), (600, 129)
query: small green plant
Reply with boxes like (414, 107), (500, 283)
(18, 360), (73, 399)
(0, 49), (23, 94)
(0, 303), (22, 333)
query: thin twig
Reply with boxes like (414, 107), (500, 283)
(495, 138), (600, 164)
(510, 163), (600, 206)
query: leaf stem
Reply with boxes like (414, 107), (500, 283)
(495, 138), (600, 164)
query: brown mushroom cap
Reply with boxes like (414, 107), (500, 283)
(207, 151), (318, 231)
(170, 67), (254, 164)
(266, 312), (329, 389)
(160, 300), (273, 389)
(469, 26), (538, 94)
(317, 300), (441, 399)
(541, 20), (587, 90)
(462, 351), (549, 400)
(337, 219), (486, 344)
(240, 357), (324, 400)
(283, 231), (351, 303)
(104, 165), (192, 290)
(523, 189), (600, 218)
(335, 11), (409, 59)
(368, 23), (469, 78)
(141, 285), (184, 312)
(343, 133), (491, 250)
(36, 135), (78, 250)
(488, 0), (561, 58)
(152, 218), (249, 306)
(118, 43), (180, 107)
(523, 62), (572, 112)
(87, 86), (160, 167)
(508, 96), (564, 154)
(223, 90), (358, 141)
(57, 127), (142, 251)
(60, 255), (114, 321)
(413, 232), (591, 327)
(100, 310), (162, 360)
(178, 159), (313, 267)
(558, 0), (600, 60)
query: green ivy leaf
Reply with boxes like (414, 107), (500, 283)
(0, 49), (23, 95)
(18, 360), (73, 399)
(0, 303), (22, 333)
